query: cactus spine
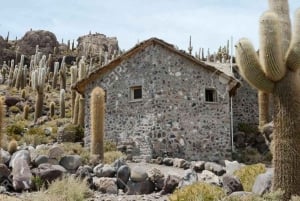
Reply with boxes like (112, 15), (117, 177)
(60, 89), (65, 118)
(90, 87), (105, 160)
(235, 1), (300, 199)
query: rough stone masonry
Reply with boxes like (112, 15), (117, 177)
(82, 40), (236, 161)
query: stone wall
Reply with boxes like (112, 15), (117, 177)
(84, 44), (232, 161)
(232, 74), (259, 130)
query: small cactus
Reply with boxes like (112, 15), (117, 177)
(23, 104), (29, 120)
(50, 101), (55, 118)
(90, 87), (105, 160)
(8, 139), (18, 154)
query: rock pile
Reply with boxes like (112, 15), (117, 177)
(0, 144), (273, 200)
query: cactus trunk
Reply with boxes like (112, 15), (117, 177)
(272, 71), (300, 199)
(34, 92), (44, 122)
(90, 87), (105, 160)
(258, 91), (269, 128)
(78, 95), (85, 127)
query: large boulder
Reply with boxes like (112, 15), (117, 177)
(224, 160), (244, 175)
(148, 168), (165, 191)
(33, 155), (49, 167)
(222, 174), (244, 195)
(130, 167), (148, 182)
(161, 175), (180, 195)
(173, 158), (187, 168)
(191, 161), (205, 173)
(31, 163), (63, 188)
(9, 150), (31, 168)
(94, 165), (116, 178)
(0, 149), (11, 164)
(59, 155), (82, 171)
(204, 162), (226, 176)
(12, 159), (32, 191)
(116, 165), (130, 190)
(126, 180), (155, 195)
(5, 96), (23, 107)
(17, 30), (59, 56)
(93, 177), (118, 194)
(48, 145), (64, 160)
(252, 168), (273, 196)
(198, 170), (221, 186)
(178, 169), (198, 188)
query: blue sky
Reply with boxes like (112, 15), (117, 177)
(0, 0), (299, 55)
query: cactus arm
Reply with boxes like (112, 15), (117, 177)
(286, 9), (300, 71)
(235, 38), (274, 93)
(259, 11), (285, 81)
(268, 0), (291, 54)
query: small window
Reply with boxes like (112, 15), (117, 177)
(130, 86), (142, 100)
(205, 89), (217, 102)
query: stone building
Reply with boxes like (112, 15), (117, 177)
(73, 38), (240, 161)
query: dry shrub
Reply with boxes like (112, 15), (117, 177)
(169, 182), (225, 201)
(24, 176), (91, 201)
(104, 151), (125, 164)
(233, 163), (266, 192)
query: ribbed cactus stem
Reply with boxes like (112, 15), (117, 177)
(78, 58), (87, 80)
(52, 62), (59, 89)
(60, 56), (67, 90)
(268, 0), (291, 54)
(259, 11), (285, 81)
(90, 87), (105, 160)
(60, 89), (65, 118)
(70, 65), (78, 117)
(258, 91), (269, 128)
(8, 60), (14, 87)
(235, 38), (274, 93)
(32, 67), (46, 122)
(286, 8), (300, 71)
(78, 95), (85, 127)
(72, 94), (80, 124)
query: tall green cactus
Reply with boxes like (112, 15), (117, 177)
(59, 56), (66, 90)
(70, 64), (78, 118)
(235, 1), (300, 199)
(60, 89), (65, 118)
(32, 67), (46, 122)
(52, 62), (59, 89)
(90, 87), (105, 160)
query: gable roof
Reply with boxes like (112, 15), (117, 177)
(72, 37), (240, 95)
